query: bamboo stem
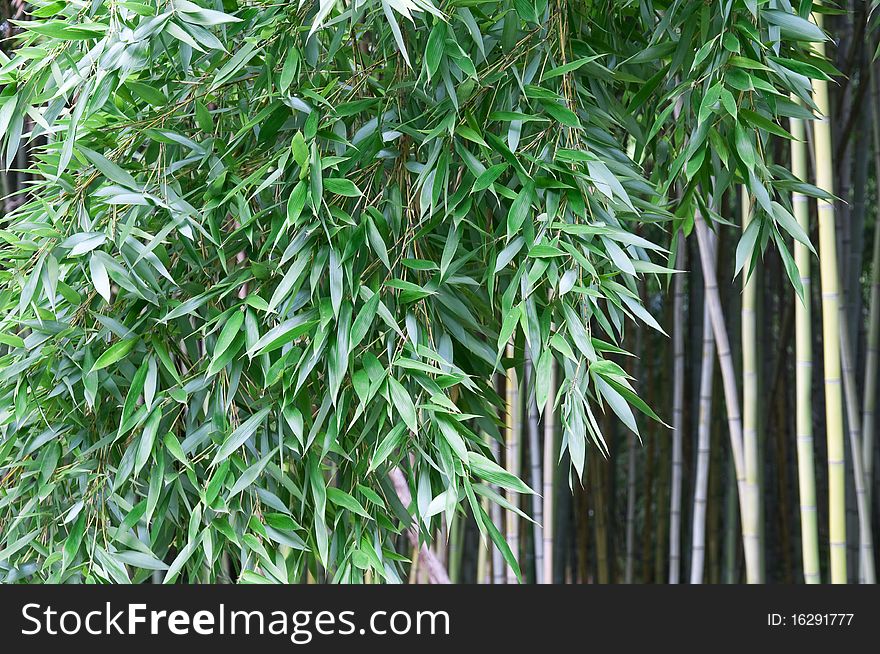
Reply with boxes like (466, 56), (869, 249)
(476, 495), (489, 583)
(723, 457), (739, 584)
(690, 229), (716, 584)
(389, 468), (451, 584)
(811, 11), (847, 584)
(861, 61), (880, 527)
(740, 189), (764, 583)
(490, 430), (505, 583)
(790, 114), (821, 584)
(693, 211), (760, 582)
(490, 374), (505, 584)
(524, 354), (543, 583)
(505, 341), (520, 584)
(591, 450), (610, 584)
(838, 300), (876, 583)
(625, 432), (638, 583)
(542, 359), (556, 584)
(669, 231), (686, 584)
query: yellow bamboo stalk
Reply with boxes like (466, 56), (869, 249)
(505, 341), (520, 584)
(740, 189), (764, 583)
(790, 113), (821, 584)
(811, 11), (847, 584)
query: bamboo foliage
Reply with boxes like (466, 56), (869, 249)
(0, 1), (869, 585)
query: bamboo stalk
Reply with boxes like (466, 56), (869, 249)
(489, 373), (505, 584)
(790, 113), (821, 584)
(669, 231), (686, 584)
(693, 211), (761, 582)
(811, 11), (847, 584)
(690, 228), (716, 584)
(708, 412), (722, 583)
(861, 61), (880, 526)
(654, 422), (669, 583)
(448, 513), (462, 583)
(542, 359), (556, 584)
(591, 450), (610, 584)
(624, 432), (638, 583)
(838, 301), (876, 583)
(490, 428), (505, 583)
(723, 457), (738, 584)
(642, 396), (656, 583)
(504, 341), (520, 584)
(389, 468), (451, 584)
(740, 189), (764, 583)
(524, 354), (543, 583)
(476, 495), (489, 583)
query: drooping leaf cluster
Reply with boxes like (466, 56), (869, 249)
(0, 0), (829, 583)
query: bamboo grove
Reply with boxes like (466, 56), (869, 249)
(0, 0), (877, 584)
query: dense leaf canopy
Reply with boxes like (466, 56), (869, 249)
(0, 0), (829, 583)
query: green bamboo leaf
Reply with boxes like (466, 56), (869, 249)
(541, 55), (603, 80)
(467, 452), (533, 494)
(369, 423), (407, 473)
(324, 177), (362, 197)
(388, 377), (418, 433)
(91, 339), (137, 372)
(763, 10), (826, 42)
(327, 487), (372, 519)
(135, 408), (162, 475)
(210, 310), (245, 370)
(114, 550), (169, 571)
(89, 253), (111, 302)
(212, 407), (271, 465)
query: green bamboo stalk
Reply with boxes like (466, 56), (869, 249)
(740, 189), (764, 583)
(811, 11), (847, 584)
(789, 113), (821, 584)
(669, 231), (686, 584)
(690, 227), (716, 584)
(448, 513), (463, 583)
